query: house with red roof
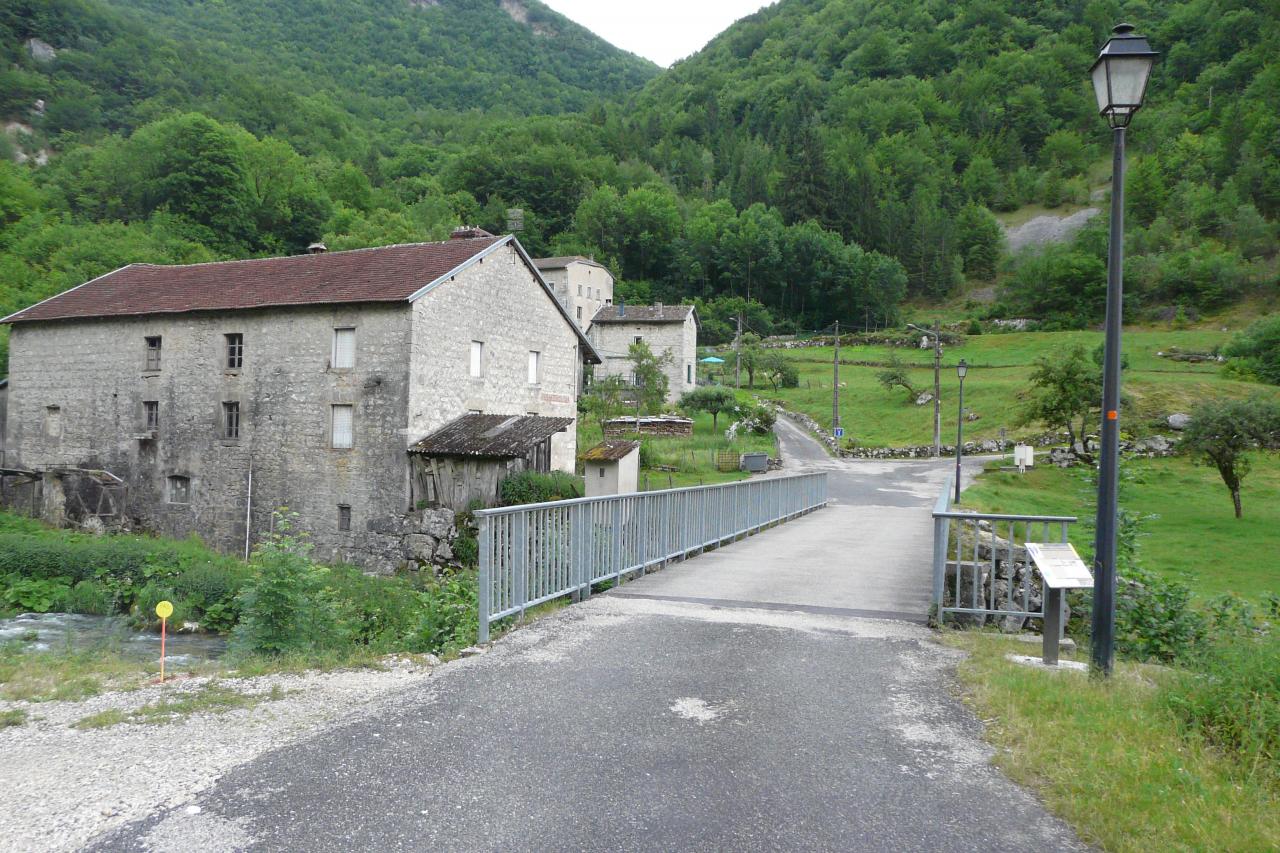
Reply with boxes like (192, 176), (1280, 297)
(0, 230), (600, 571)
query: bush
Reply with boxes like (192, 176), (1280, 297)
(326, 565), (423, 650)
(725, 403), (776, 437)
(1, 574), (71, 613)
(417, 571), (479, 653)
(63, 580), (116, 616)
(499, 470), (583, 506)
(1225, 315), (1280, 385)
(1113, 564), (1207, 663)
(1164, 630), (1280, 784)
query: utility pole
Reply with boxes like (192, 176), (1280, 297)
(734, 313), (742, 389)
(832, 320), (840, 433)
(932, 321), (942, 458)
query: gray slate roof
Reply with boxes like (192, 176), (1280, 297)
(410, 414), (573, 458)
(591, 304), (697, 324)
(532, 256), (608, 271)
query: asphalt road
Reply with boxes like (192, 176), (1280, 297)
(91, 426), (1081, 853)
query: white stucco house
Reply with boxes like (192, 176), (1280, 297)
(533, 256), (614, 331)
(588, 303), (699, 404)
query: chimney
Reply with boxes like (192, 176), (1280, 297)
(655, 301), (663, 313)
(451, 225), (495, 240)
(307, 242), (327, 254)
(618, 299), (625, 318)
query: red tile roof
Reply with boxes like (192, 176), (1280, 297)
(2, 237), (506, 324)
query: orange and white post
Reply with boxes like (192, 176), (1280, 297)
(155, 600), (173, 682)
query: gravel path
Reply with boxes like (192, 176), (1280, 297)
(0, 658), (442, 852)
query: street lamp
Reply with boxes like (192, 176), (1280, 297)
(954, 359), (968, 504)
(1089, 24), (1157, 677)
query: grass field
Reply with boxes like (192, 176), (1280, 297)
(729, 327), (1278, 448)
(961, 456), (1280, 602)
(948, 632), (1280, 852)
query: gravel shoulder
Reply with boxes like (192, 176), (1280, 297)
(0, 657), (442, 852)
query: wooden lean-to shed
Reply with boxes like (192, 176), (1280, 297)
(582, 440), (640, 498)
(409, 413), (574, 511)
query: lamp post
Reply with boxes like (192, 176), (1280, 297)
(1089, 23), (1157, 677)
(954, 359), (968, 504)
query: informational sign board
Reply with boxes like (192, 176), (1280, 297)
(834, 427), (845, 438)
(1026, 543), (1094, 589)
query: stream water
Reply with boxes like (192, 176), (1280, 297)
(0, 612), (228, 664)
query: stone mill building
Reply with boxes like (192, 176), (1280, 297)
(0, 231), (600, 572)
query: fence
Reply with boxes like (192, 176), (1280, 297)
(475, 473), (828, 642)
(932, 477), (1078, 626)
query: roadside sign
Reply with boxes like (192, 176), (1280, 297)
(155, 600), (173, 682)
(834, 427), (845, 438)
(1026, 543), (1094, 589)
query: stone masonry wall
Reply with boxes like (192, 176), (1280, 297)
(4, 304), (415, 563)
(590, 313), (697, 404)
(407, 242), (580, 473)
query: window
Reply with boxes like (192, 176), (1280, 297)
(167, 475), (191, 504)
(332, 328), (355, 369)
(528, 351), (541, 385)
(225, 333), (243, 369)
(577, 284), (582, 296)
(633, 336), (643, 345)
(222, 402), (240, 439)
(143, 401), (159, 432)
(338, 504), (352, 532)
(599, 467), (605, 478)
(687, 364), (693, 384)
(144, 336), (162, 371)
(576, 306), (582, 321)
(469, 341), (485, 378)
(331, 404), (353, 449)
(44, 405), (62, 438)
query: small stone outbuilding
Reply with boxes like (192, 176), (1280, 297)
(582, 440), (639, 498)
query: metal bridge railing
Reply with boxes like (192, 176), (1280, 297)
(475, 472), (828, 642)
(932, 477), (1078, 626)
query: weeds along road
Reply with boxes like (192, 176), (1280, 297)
(90, 428), (1074, 853)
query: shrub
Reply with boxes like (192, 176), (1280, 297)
(1113, 564), (1206, 663)
(1, 574), (71, 613)
(63, 580), (115, 615)
(725, 404), (776, 437)
(231, 513), (340, 656)
(966, 319), (983, 336)
(416, 571), (479, 654)
(1164, 630), (1280, 784)
(1224, 315), (1280, 385)
(326, 565), (423, 650)
(499, 470), (582, 506)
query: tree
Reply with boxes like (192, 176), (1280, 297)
(955, 204), (1003, 281)
(1224, 315), (1280, 385)
(1019, 344), (1100, 455)
(1181, 398), (1280, 518)
(737, 333), (763, 389)
(581, 375), (628, 434)
(877, 353), (922, 403)
(627, 340), (672, 415)
(759, 351), (799, 391)
(679, 386), (737, 429)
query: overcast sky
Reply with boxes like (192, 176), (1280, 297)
(540, 1), (776, 67)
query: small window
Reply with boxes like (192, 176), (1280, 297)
(528, 351), (541, 385)
(606, 298), (613, 306)
(333, 328), (355, 369)
(577, 284), (582, 296)
(331, 404), (353, 449)
(633, 336), (643, 345)
(222, 401), (240, 440)
(143, 401), (159, 432)
(338, 504), (352, 532)
(167, 475), (191, 504)
(44, 405), (62, 438)
(576, 306), (582, 321)
(687, 364), (693, 383)
(470, 341), (485, 378)
(468, 409), (483, 415)
(599, 467), (605, 478)
(225, 333), (244, 369)
(144, 336), (162, 371)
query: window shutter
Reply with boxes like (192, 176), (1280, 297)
(528, 351), (540, 384)
(332, 405), (354, 448)
(333, 328), (355, 369)
(470, 341), (484, 378)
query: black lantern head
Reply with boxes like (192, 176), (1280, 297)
(1090, 24), (1158, 128)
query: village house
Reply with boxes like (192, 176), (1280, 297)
(588, 303), (699, 404)
(532, 256), (614, 331)
(0, 230), (600, 572)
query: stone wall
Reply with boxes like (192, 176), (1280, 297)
(590, 313), (697, 403)
(542, 261), (613, 331)
(408, 242), (580, 473)
(5, 303), (414, 562)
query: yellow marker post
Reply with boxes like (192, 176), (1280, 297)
(155, 600), (174, 682)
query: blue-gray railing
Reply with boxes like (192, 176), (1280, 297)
(475, 472), (828, 642)
(932, 477), (1078, 625)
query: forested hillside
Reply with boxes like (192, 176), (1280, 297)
(1, 0), (1278, 371)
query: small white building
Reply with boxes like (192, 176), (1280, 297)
(582, 440), (639, 498)
(589, 303), (699, 404)
(533, 256), (614, 331)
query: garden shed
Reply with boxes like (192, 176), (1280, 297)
(582, 440), (640, 498)
(409, 414), (574, 511)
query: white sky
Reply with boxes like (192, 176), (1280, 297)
(540, 1), (776, 67)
